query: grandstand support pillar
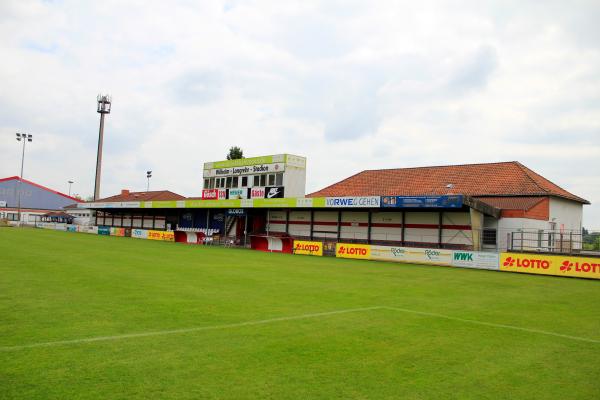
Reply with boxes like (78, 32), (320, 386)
(367, 210), (372, 244)
(336, 211), (341, 241)
(310, 210), (314, 240)
(470, 208), (484, 251)
(401, 212), (405, 246)
(438, 212), (443, 248)
(285, 209), (289, 234)
(206, 210), (210, 230)
(244, 215), (248, 247)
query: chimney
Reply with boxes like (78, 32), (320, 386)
(121, 189), (130, 196)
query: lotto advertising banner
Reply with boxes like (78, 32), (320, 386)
(371, 246), (453, 266)
(452, 251), (499, 270)
(293, 240), (323, 256)
(336, 243), (371, 259)
(501, 253), (600, 280)
(147, 230), (175, 242)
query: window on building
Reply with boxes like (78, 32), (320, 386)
(241, 176), (248, 187)
(482, 229), (497, 246)
(209, 178), (215, 189)
(253, 175), (259, 187)
(226, 177), (232, 188)
(232, 177), (239, 188)
(268, 174), (275, 186)
(537, 230), (544, 248)
(260, 174), (266, 187)
(204, 179), (209, 189)
(275, 173), (283, 186)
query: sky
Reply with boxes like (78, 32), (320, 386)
(0, 0), (599, 227)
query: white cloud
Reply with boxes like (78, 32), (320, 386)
(0, 0), (599, 226)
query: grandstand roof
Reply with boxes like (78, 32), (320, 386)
(308, 161), (589, 204)
(94, 190), (186, 203)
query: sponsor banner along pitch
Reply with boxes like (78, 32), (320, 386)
(293, 240), (323, 256)
(501, 252), (600, 279)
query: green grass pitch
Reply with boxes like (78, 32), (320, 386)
(1, 228), (599, 399)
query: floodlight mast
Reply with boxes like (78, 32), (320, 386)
(146, 170), (152, 192)
(94, 94), (111, 201)
(15, 133), (33, 225)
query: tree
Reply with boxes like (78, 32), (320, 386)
(226, 146), (244, 160)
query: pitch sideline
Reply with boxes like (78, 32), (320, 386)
(2, 305), (598, 351)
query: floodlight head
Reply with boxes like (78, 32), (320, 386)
(27, 134), (33, 142)
(16, 133), (21, 141)
(97, 94), (112, 114)
(147, 171), (152, 178)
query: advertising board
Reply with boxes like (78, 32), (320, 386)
(265, 186), (285, 199)
(381, 195), (463, 208)
(227, 208), (246, 216)
(98, 226), (110, 235)
(293, 240), (323, 256)
(370, 246), (453, 265)
(452, 251), (499, 270)
(335, 243), (371, 259)
(500, 252), (600, 280)
(110, 228), (125, 237)
(202, 189), (218, 200)
(131, 229), (149, 239)
(227, 188), (249, 199)
(250, 188), (265, 199)
(147, 230), (175, 242)
(325, 196), (380, 208)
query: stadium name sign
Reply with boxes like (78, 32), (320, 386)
(325, 196), (380, 208)
(206, 163), (285, 177)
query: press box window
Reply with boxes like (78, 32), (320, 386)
(253, 175), (260, 187)
(260, 174), (266, 187)
(268, 174), (275, 186)
(226, 177), (232, 188)
(241, 176), (248, 187)
(275, 173), (283, 186)
(232, 177), (239, 188)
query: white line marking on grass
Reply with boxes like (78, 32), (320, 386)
(0, 306), (384, 352)
(3, 305), (597, 351)
(382, 306), (600, 344)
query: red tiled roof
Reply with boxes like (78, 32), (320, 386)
(95, 190), (186, 203)
(308, 161), (589, 204)
(476, 196), (546, 211)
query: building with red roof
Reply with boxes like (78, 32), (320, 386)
(0, 176), (83, 224)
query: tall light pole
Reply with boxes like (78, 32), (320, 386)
(68, 180), (74, 196)
(146, 170), (152, 192)
(16, 133), (33, 225)
(94, 94), (111, 201)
